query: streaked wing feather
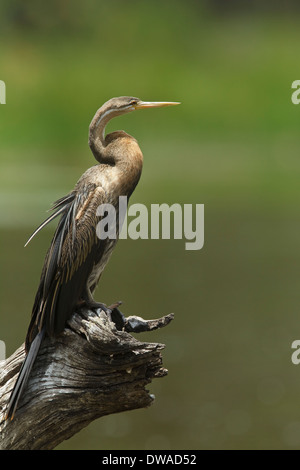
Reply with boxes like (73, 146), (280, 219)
(26, 185), (107, 349)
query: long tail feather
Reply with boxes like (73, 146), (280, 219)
(5, 328), (45, 420)
(24, 193), (76, 247)
(24, 206), (67, 247)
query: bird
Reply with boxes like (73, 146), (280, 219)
(5, 96), (180, 420)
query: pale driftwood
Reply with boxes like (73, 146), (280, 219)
(0, 309), (174, 450)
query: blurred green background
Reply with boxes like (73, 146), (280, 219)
(1, 0), (300, 450)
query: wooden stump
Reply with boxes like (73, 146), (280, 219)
(0, 309), (174, 450)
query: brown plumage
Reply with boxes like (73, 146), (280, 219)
(6, 96), (179, 420)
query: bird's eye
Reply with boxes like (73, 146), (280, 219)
(130, 100), (138, 106)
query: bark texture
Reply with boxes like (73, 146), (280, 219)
(0, 309), (174, 450)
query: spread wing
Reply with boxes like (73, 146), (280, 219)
(25, 183), (108, 350)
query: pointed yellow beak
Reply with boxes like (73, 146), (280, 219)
(135, 101), (181, 110)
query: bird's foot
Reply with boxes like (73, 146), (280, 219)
(84, 300), (109, 314)
(106, 305), (127, 330)
(100, 305), (175, 334)
(83, 299), (124, 324)
(80, 298), (174, 333)
(104, 307), (175, 333)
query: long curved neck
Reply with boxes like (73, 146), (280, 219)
(89, 105), (125, 163)
(88, 105), (143, 198)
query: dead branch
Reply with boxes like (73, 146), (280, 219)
(0, 309), (174, 450)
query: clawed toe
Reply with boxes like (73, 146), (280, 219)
(80, 296), (125, 329)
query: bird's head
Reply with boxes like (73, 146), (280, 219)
(101, 96), (180, 117)
(89, 96), (180, 157)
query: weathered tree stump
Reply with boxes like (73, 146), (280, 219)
(0, 309), (174, 450)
